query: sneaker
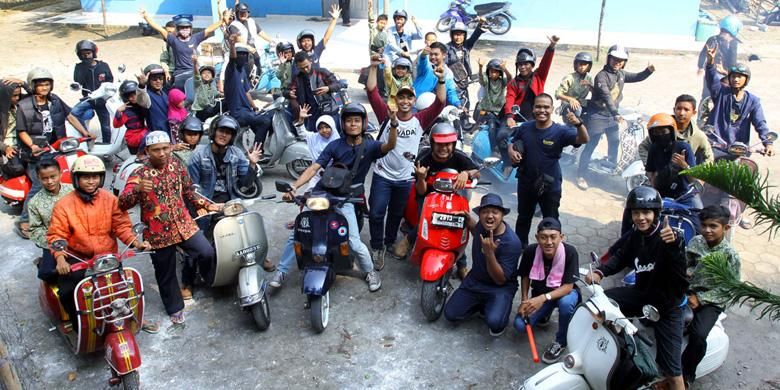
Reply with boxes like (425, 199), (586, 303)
(180, 286), (193, 301)
(269, 271), (286, 288)
(541, 342), (566, 364)
(366, 271), (382, 292)
(489, 327), (506, 337)
(576, 177), (589, 190)
(371, 248), (386, 271)
(393, 236), (410, 259)
(262, 258), (277, 272)
(170, 310), (186, 325)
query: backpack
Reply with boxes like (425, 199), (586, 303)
(319, 141), (366, 196)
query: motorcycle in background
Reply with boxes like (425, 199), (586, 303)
(436, 0), (515, 35)
(275, 180), (366, 333)
(42, 223), (150, 389)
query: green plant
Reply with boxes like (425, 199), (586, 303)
(683, 160), (780, 320)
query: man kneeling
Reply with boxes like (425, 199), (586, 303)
(443, 194), (522, 336)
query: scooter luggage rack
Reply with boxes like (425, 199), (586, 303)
(88, 272), (140, 323)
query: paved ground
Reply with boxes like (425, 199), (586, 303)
(1, 1), (780, 389)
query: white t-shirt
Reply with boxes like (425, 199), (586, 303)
(372, 117), (423, 181)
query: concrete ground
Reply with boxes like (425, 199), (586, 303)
(1, 1), (780, 389)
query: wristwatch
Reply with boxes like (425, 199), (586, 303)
(544, 293), (552, 301)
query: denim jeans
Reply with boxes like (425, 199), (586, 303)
(578, 113), (620, 177)
(513, 289), (579, 346)
(71, 99), (111, 143)
(278, 203), (373, 274)
(232, 109), (273, 147)
(368, 174), (412, 250)
(444, 285), (516, 333)
(20, 161), (42, 221)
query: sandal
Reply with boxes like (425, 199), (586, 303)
(141, 320), (160, 334)
(170, 310), (185, 325)
(13, 221), (30, 240)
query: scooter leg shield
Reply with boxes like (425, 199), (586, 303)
(104, 330), (142, 376)
(520, 363), (589, 390)
(419, 249), (456, 282)
(277, 141), (312, 165)
(237, 264), (266, 307)
(302, 265), (333, 296)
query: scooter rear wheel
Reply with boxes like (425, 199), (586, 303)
(436, 17), (454, 32)
(310, 291), (330, 333)
(487, 14), (512, 35)
(121, 371), (140, 390)
(286, 159), (312, 180)
(250, 291), (271, 331)
(421, 277), (449, 322)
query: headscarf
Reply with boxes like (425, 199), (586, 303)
(167, 88), (188, 123)
(307, 115), (340, 160)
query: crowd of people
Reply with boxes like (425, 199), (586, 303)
(0, 2), (775, 389)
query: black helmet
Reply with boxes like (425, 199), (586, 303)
(486, 59), (503, 73)
(515, 48), (536, 66)
(210, 114), (240, 144)
(276, 41), (294, 53)
(340, 103), (368, 133)
(573, 51), (593, 72)
(174, 18), (193, 28)
(393, 9), (408, 20)
(143, 63), (165, 76)
(119, 80), (138, 102)
(728, 62), (751, 85)
(626, 186), (662, 211)
(75, 40), (98, 60)
(235, 2), (250, 13)
(199, 65), (215, 76)
(181, 115), (204, 133)
(296, 29), (316, 49)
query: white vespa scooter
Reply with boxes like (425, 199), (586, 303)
(520, 254), (729, 390)
(66, 64), (129, 160)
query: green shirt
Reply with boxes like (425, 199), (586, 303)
(192, 71), (219, 112)
(555, 72), (593, 107)
(278, 61), (293, 91)
(478, 73), (507, 114)
(28, 183), (74, 249)
(368, 14), (388, 54)
(686, 235), (741, 305)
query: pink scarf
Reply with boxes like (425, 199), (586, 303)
(529, 242), (565, 288)
(167, 88), (188, 123)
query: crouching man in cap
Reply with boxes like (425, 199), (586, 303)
(443, 194), (523, 336)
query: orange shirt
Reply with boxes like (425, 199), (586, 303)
(47, 189), (136, 260)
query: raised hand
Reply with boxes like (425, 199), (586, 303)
(547, 35), (560, 48)
(477, 57), (486, 67)
(480, 230), (500, 254)
(414, 161), (428, 179)
(647, 63), (656, 72)
(671, 149), (688, 169)
(706, 43), (718, 64)
(298, 103), (312, 122)
(370, 53), (383, 66)
(660, 216), (677, 244)
(434, 65), (446, 81)
(329, 4), (342, 19)
(565, 110), (580, 124)
(389, 107), (399, 126)
(247, 142), (263, 165)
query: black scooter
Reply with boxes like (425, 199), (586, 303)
(275, 181), (364, 333)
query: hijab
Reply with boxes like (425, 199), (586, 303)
(167, 88), (188, 123)
(307, 115), (340, 160)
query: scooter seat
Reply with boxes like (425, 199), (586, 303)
(474, 2), (506, 15)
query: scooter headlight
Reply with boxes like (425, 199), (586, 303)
(58, 138), (80, 153)
(727, 143), (748, 157)
(223, 200), (246, 217)
(563, 354), (576, 369)
(432, 178), (454, 193)
(93, 255), (119, 273)
(306, 197), (330, 211)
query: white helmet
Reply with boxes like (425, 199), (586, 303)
(607, 45), (629, 61)
(415, 92), (436, 111)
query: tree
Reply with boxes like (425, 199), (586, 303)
(683, 160), (780, 320)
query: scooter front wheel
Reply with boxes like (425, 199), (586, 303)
(250, 291), (271, 331)
(310, 291), (330, 333)
(487, 14), (512, 35)
(121, 371), (140, 390)
(421, 277), (449, 322)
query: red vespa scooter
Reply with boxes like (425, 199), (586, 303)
(40, 223), (149, 389)
(0, 136), (90, 206)
(408, 158), (498, 321)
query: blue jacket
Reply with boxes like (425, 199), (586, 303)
(188, 144), (254, 200)
(414, 55), (462, 107)
(706, 64), (772, 146)
(384, 25), (423, 62)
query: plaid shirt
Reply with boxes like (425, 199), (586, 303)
(28, 184), (73, 249)
(119, 157), (208, 249)
(686, 235), (741, 305)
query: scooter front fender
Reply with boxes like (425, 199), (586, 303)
(302, 265), (332, 296)
(237, 264), (266, 307)
(621, 160), (645, 178)
(104, 329), (141, 376)
(520, 363), (589, 390)
(420, 249), (456, 282)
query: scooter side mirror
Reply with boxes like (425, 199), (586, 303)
(51, 239), (68, 252)
(642, 305), (661, 322)
(275, 181), (293, 193)
(69, 82), (82, 92)
(511, 105), (521, 116)
(691, 180), (704, 194)
(766, 132), (778, 143)
(117, 64), (127, 74)
(132, 222), (147, 235)
(702, 125), (717, 136)
(481, 157), (501, 169)
(403, 152), (416, 162)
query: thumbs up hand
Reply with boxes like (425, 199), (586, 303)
(672, 148), (689, 169)
(660, 215), (677, 244)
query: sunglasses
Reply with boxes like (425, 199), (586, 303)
(730, 66), (748, 73)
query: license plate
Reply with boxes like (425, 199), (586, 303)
(431, 213), (465, 228)
(236, 244), (261, 257)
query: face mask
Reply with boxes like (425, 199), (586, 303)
(81, 57), (93, 65)
(650, 132), (673, 145)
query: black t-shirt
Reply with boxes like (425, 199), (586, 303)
(518, 242), (579, 296)
(213, 151), (230, 203)
(416, 149), (478, 192)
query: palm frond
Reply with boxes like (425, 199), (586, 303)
(699, 252), (780, 321)
(683, 161), (780, 238)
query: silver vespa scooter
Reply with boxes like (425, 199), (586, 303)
(196, 190), (276, 330)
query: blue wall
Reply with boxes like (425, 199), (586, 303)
(82, 0), (699, 37)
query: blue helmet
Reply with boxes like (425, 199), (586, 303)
(719, 15), (742, 38)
